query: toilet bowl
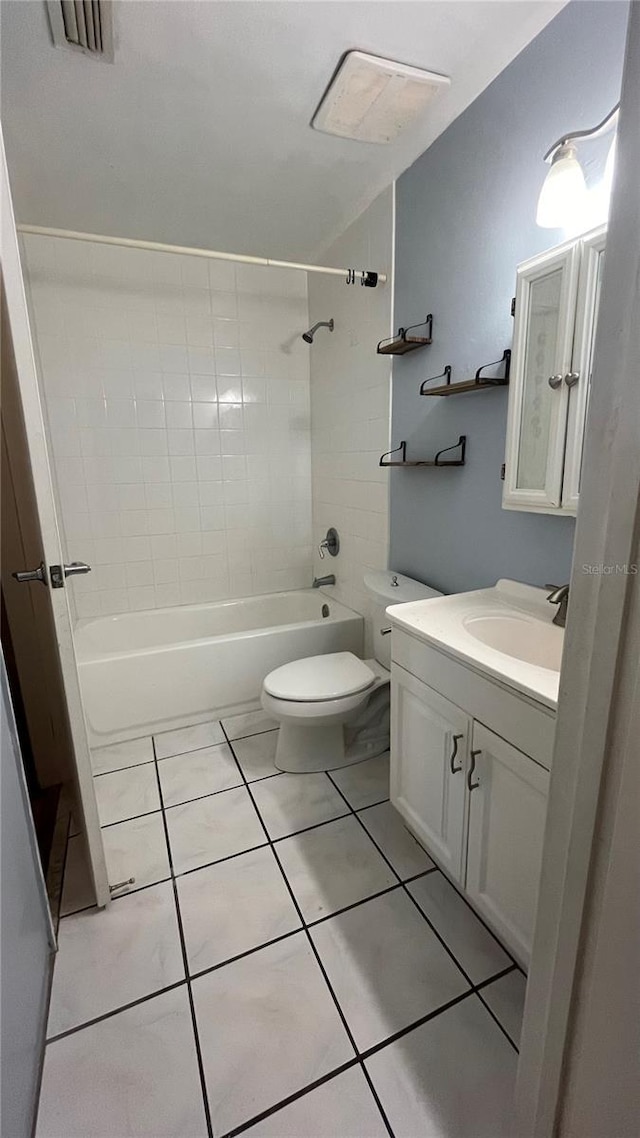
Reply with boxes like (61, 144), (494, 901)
(261, 571), (442, 773)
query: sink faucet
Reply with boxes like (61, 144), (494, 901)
(546, 583), (570, 628)
(313, 574), (335, 588)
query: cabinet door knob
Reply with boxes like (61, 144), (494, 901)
(565, 371), (580, 387)
(468, 749), (481, 791)
(548, 374), (563, 389)
(450, 733), (464, 774)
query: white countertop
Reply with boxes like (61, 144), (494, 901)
(387, 578), (563, 710)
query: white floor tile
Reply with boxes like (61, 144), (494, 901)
(277, 815), (396, 923)
(232, 730), (280, 782)
(408, 873), (512, 984)
(37, 987), (208, 1138)
(91, 736), (154, 776)
(366, 996), (518, 1138)
(154, 719), (225, 760)
(242, 1066), (388, 1137)
(481, 969), (527, 1047)
(311, 890), (468, 1051)
(358, 801), (435, 881)
(330, 752), (390, 810)
(178, 845), (301, 974)
(193, 932), (354, 1135)
(94, 764), (160, 827)
(47, 881), (184, 1037)
(157, 743), (242, 807)
(252, 772), (347, 840)
(166, 784), (266, 875)
(102, 813), (171, 896)
(60, 836), (95, 917)
(223, 709), (278, 740)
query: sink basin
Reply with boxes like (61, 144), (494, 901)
(462, 612), (564, 672)
(386, 578), (565, 709)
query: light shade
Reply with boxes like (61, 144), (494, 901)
(312, 51), (450, 144)
(536, 144), (587, 228)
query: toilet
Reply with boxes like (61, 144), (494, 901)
(261, 571), (442, 773)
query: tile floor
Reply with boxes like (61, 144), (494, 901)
(39, 717), (527, 1138)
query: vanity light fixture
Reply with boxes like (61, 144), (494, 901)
(536, 102), (620, 229)
(312, 51), (450, 144)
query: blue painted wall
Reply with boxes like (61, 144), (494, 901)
(391, 1), (629, 594)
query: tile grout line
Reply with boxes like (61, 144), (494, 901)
(151, 735), (215, 1138)
(327, 769), (523, 1051)
(220, 723), (396, 1138)
(45, 980), (188, 1045)
(323, 764), (519, 1024)
(62, 733), (520, 1052)
(326, 771), (478, 986)
(51, 725), (520, 1126)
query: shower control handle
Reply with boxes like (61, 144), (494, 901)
(318, 528), (340, 559)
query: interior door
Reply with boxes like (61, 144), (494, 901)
(503, 241), (581, 512)
(1, 131), (109, 907)
(561, 226), (607, 511)
(1, 653), (55, 1138)
(390, 664), (469, 882)
(465, 722), (549, 967)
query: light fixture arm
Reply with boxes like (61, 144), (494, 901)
(543, 102), (620, 163)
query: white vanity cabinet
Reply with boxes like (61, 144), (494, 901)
(465, 723), (549, 964)
(391, 668), (469, 883)
(503, 224), (606, 515)
(390, 629), (554, 967)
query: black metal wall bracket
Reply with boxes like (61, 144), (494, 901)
(379, 435), (466, 467)
(420, 350), (511, 397)
(377, 314), (433, 355)
(420, 365), (452, 395)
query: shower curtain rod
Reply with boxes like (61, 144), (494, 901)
(17, 225), (387, 287)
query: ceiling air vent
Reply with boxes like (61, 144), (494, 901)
(46, 0), (113, 60)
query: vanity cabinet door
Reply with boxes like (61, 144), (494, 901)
(390, 664), (469, 883)
(465, 723), (549, 966)
(503, 241), (581, 512)
(561, 226), (606, 511)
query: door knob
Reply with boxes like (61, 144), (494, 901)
(12, 561), (48, 586)
(49, 562), (92, 588)
(547, 374), (563, 389)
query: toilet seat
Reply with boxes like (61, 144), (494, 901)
(263, 652), (375, 703)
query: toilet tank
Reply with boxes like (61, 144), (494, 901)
(364, 570), (443, 669)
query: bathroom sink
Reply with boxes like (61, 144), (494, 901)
(462, 612), (563, 672)
(386, 578), (564, 709)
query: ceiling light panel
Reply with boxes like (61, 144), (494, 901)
(312, 51), (450, 144)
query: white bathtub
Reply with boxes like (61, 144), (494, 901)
(75, 590), (363, 746)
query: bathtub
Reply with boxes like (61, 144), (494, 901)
(75, 590), (363, 747)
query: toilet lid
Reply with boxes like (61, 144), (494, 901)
(264, 652), (375, 702)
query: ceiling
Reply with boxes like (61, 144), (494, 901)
(0, 1), (566, 262)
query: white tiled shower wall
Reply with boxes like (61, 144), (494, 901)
(22, 235), (312, 617)
(309, 188), (393, 655)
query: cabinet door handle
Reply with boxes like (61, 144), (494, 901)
(548, 374), (563, 389)
(468, 749), (481, 791)
(565, 371), (580, 387)
(450, 733), (464, 774)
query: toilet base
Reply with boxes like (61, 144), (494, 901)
(274, 721), (388, 774)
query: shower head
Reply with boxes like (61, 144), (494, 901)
(302, 319), (334, 343)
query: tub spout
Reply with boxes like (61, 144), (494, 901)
(313, 574), (335, 588)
